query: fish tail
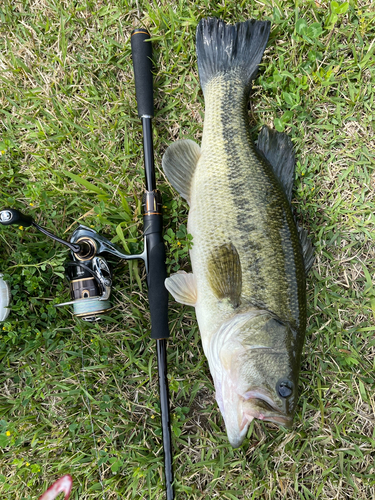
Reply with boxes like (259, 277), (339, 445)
(196, 18), (271, 94)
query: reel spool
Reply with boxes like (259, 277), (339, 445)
(0, 209), (146, 322)
(0, 273), (11, 322)
(59, 256), (113, 322)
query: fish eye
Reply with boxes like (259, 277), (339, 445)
(277, 380), (293, 398)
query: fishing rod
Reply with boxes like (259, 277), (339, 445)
(0, 29), (174, 500)
(131, 28), (174, 500)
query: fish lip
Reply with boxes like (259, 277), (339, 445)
(257, 411), (293, 428)
(241, 389), (293, 428)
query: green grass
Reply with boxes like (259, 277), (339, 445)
(1, 0), (375, 498)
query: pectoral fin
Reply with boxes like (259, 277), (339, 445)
(165, 271), (197, 306)
(162, 139), (201, 204)
(207, 243), (242, 308)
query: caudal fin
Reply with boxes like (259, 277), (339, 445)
(196, 18), (271, 94)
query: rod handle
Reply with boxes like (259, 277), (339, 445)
(146, 237), (170, 340)
(131, 29), (154, 118)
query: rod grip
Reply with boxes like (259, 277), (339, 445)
(131, 29), (154, 118)
(147, 241), (169, 339)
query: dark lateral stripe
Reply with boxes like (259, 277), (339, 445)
(215, 76), (306, 333)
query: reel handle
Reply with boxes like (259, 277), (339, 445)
(0, 208), (33, 227)
(0, 208), (81, 253)
(131, 29), (154, 118)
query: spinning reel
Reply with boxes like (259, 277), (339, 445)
(0, 208), (147, 321)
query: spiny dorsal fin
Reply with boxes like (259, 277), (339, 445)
(165, 271), (197, 306)
(297, 225), (315, 275)
(256, 126), (295, 203)
(207, 243), (242, 308)
(257, 126), (315, 273)
(162, 139), (201, 204)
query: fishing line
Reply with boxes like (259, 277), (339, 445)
(79, 326), (106, 499)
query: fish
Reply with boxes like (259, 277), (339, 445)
(162, 18), (314, 448)
(38, 475), (72, 500)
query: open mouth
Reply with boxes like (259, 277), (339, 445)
(240, 392), (293, 429)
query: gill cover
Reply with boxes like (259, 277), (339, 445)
(208, 311), (298, 448)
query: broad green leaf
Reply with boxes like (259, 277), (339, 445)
(296, 18), (308, 35)
(307, 22), (323, 38)
(274, 118), (285, 132)
(283, 92), (295, 106)
(281, 110), (293, 123)
(336, 1), (349, 14)
(0, 435), (9, 448)
(63, 171), (108, 196)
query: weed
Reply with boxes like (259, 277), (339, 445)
(0, 1), (374, 499)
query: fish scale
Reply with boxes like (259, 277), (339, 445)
(163, 17), (313, 447)
(191, 74), (306, 335)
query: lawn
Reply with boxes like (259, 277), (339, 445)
(0, 0), (374, 498)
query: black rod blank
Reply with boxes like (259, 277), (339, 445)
(157, 338), (174, 500)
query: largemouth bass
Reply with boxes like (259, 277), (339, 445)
(163, 18), (313, 448)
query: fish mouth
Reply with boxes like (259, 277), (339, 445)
(240, 390), (293, 429)
(216, 381), (293, 448)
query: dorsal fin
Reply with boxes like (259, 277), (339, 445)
(256, 126), (314, 274)
(162, 139), (201, 204)
(297, 224), (315, 275)
(256, 126), (295, 203)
